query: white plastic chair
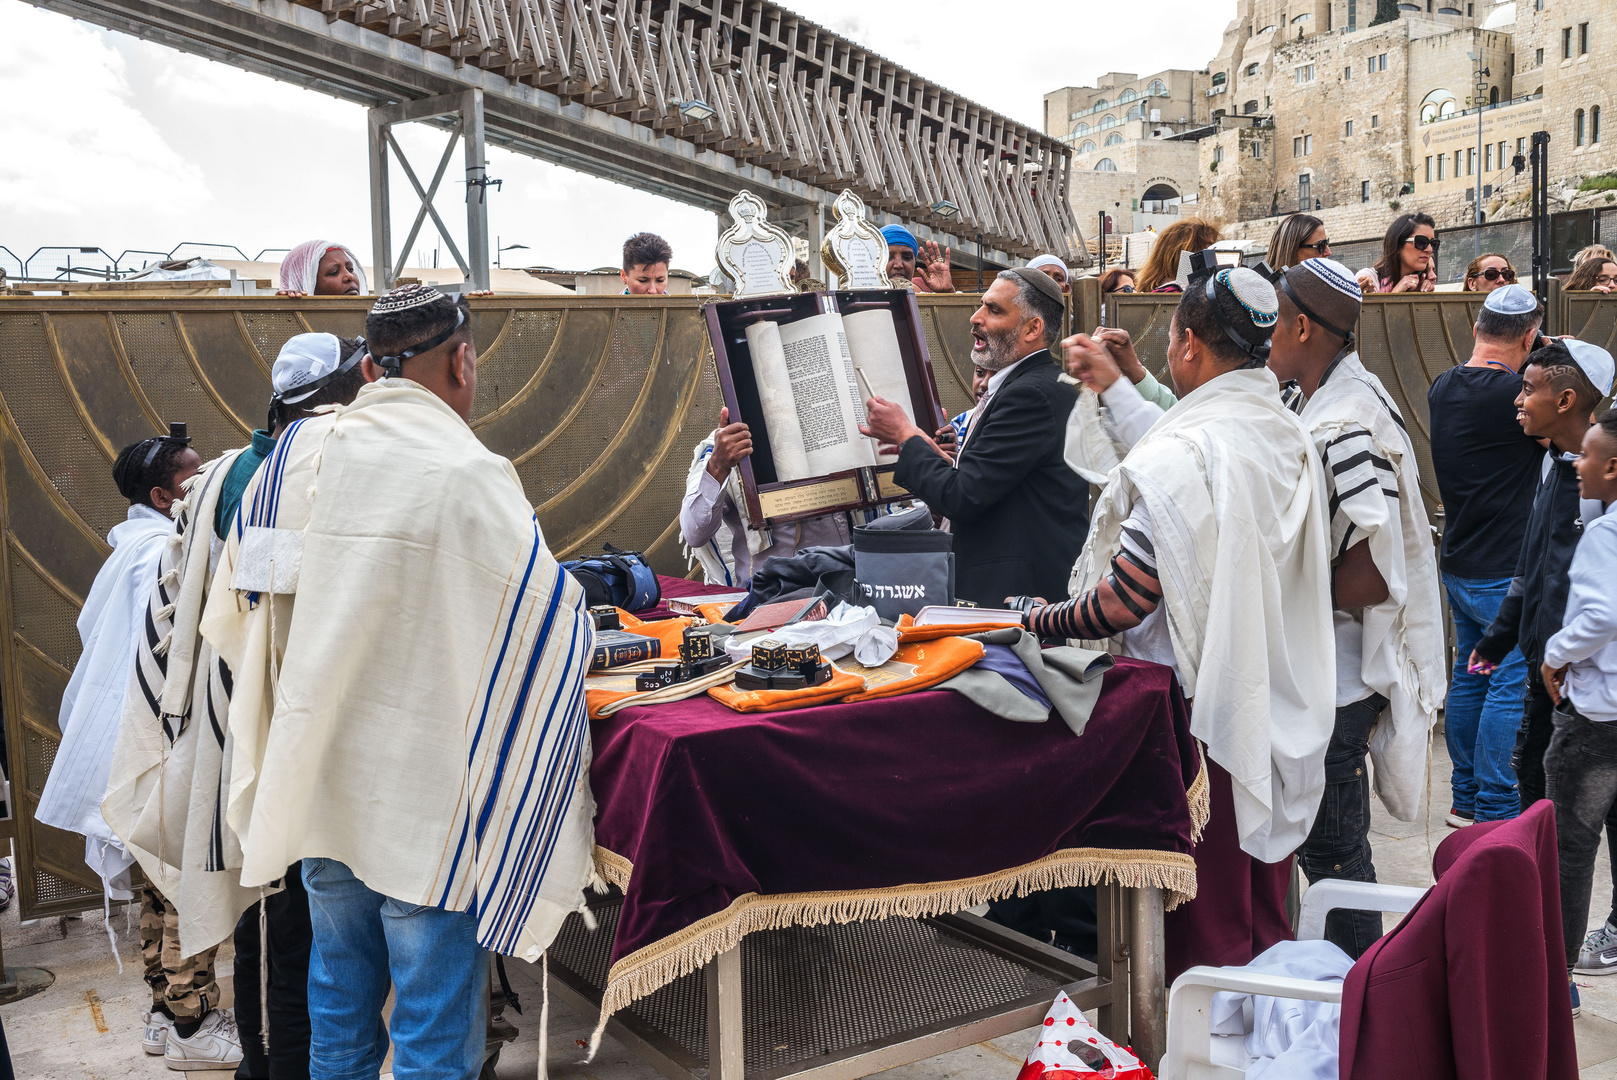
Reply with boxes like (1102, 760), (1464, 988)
(1159, 879), (1429, 1079)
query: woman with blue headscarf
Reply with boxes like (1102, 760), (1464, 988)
(882, 225), (957, 292)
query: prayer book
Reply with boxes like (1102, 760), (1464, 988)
(913, 605), (1024, 628)
(592, 630), (660, 671)
(666, 592), (749, 616)
(733, 596), (828, 634)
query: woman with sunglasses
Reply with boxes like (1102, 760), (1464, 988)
(1567, 256), (1617, 294)
(1265, 212), (1330, 270)
(1357, 211), (1439, 294)
(1463, 253), (1518, 293)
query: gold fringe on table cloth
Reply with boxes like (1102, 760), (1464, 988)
(585, 752), (1208, 1047)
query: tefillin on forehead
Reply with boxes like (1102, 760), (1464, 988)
(366, 284), (469, 378)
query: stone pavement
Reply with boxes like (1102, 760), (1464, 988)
(5, 732), (1617, 1078)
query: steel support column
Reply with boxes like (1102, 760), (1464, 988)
(1128, 886), (1166, 1071)
(367, 89), (491, 292)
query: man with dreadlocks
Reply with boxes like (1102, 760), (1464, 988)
(1052, 264), (1336, 979)
(103, 334), (366, 1076)
(200, 285), (595, 1078)
(33, 427), (223, 1063)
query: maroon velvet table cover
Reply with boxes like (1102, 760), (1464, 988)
(632, 573), (742, 621)
(588, 655), (1202, 1017)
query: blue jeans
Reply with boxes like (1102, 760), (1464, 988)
(1442, 573), (1529, 821)
(301, 859), (486, 1080)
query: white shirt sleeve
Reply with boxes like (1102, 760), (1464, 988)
(1100, 375), (1167, 449)
(679, 468), (729, 548)
(1547, 520), (1617, 668)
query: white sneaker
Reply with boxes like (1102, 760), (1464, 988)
(163, 1009), (243, 1071)
(142, 1010), (173, 1055)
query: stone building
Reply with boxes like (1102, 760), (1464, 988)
(1043, 70), (1211, 238)
(1044, 0), (1617, 264)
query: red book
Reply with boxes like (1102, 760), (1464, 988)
(734, 596), (828, 634)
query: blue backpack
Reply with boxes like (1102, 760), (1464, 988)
(560, 546), (661, 612)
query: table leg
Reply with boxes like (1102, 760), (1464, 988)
(705, 945), (744, 1080)
(1127, 886), (1165, 1071)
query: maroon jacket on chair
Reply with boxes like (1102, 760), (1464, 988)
(1338, 801), (1577, 1079)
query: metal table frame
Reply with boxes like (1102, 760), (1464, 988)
(547, 884), (1167, 1080)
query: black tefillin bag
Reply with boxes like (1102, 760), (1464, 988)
(851, 505), (954, 621)
(560, 546), (662, 613)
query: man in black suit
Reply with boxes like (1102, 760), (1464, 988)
(861, 267), (1085, 606)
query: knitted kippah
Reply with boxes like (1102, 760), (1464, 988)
(1284, 258), (1362, 335)
(1298, 257), (1361, 301)
(1217, 267), (1278, 327)
(370, 283), (447, 314)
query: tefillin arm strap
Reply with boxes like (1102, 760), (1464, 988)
(374, 307), (466, 378)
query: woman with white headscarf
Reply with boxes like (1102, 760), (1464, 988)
(1027, 254), (1071, 294)
(276, 240), (369, 297)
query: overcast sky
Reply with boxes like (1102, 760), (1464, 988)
(0, 0), (1231, 279)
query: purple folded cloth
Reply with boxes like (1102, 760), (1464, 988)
(976, 643), (1052, 709)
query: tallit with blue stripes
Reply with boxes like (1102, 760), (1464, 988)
(200, 379), (598, 959)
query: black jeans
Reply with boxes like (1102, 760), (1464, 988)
(985, 887), (1098, 961)
(1545, 701), (1617, 968)
(1516, 666), (1557, 809)
(234, 862), (313, 1080)
(1297, 692), (1388, 959)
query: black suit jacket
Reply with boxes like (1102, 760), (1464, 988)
(895, 351), (1087, 606)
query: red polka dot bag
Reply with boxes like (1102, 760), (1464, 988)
(1016, 991), (1155, 1080)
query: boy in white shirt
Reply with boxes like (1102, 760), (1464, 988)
(1544, 411), (1617, 1011)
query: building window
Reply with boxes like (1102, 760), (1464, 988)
(1349, 0), (1357, 32)
(1127, 104), (1144, 120)
(1596, 106), (1603, 143)
(1214, 146), (1224, 163)
(1244, 100), (1260, 114)
(1212, 185), (1218, 198)
(1299, 173), (1313, 211)
(1367, 54), (1378, 73)
(1212, 72), (1228, 87)
(1118, 88), (1138, 103)
(1467, 147), (1475, 174)
(1106, 132), (1124, 146)
(1079, 140), (1096, 154)
(1147, 80), (1167, 96)
(1454, 150), (1463, 175)
(1074, 122), (1090, 135)
(1372, 114), (1380, 128)
(1486, 143), (1494, 171)
(1518, 136), (1528, 157)
(1426, 155), (1434, 183)
(1254, 141), (1263, 159)
(1246, 63), (1261, 75)
(1565, 27), (1574, 59)
(1536, 47), (1545, 66)
(1580, 23), (1590, 55)
(1438, 155), (1446, 180)
(1345, 65), (1354, 80)
(1346, 120), (1355, 136)
(1294, 136), (1303, 156)
(1576, 108), (1586, 146)
(1296, 64), (1316, 84)
(1490, 86), (1499, 105)
(1362, 180), (1371, 203)
(1094, 158), (1117, 171)
(1099, 114), (1118, 129)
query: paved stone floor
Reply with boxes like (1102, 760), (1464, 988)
(5, 730), (1617, 1078)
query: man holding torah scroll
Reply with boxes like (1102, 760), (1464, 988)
(861, 267), (1086, 606)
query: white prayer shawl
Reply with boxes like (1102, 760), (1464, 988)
(36, 504), (173, 898)
(199, 380), (598, 959)
(1300, 353), (1446, 821)
(682, 431), (770, 586)
(102, 451), (263, 955)
(1070, 366), (1336, 862)
(1061, 378), (1128, 485)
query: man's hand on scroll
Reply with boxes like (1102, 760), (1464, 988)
(860, 396), (926, 456)
(706, 407), (754, 480)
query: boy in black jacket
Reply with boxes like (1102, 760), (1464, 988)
(1472, 339), (1615, 809)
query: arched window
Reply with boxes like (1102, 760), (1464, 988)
(1094, 98), (1110, 109)
(1094, 158), (1117, 172)
(1244, 99), (1260, 114)
(1118, 88), (1138, 103)
(1245, 62), (1260, 75)
(1576, 108), (1586, 146)
(1105, 132), (1125, 146)
(1126, 104), (1144, 120)
(1292, 11), (1310, 20)
(1595, 106), (1603, 143)
(1259, 24), (1277, 33)
(1147, 79), (1167, 96)
(1439, 99), (1457, 118)
(1490, 86), (1500, 105)
(1079, 140), (1096, 154)
(1074, 122), (1090, 135)
(1420, 90), (1458, 123)
(1212, 72), (1228, 86)
(1099, 114), (1118, 129)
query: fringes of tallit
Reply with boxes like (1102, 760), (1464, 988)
(591, 846), (1198, 1035)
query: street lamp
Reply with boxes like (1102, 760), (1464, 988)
(1468, 51), (1490, 261)
(930, 199), (960, 218)
(677, 99), (718, 122)
(496, 240), (528, 269)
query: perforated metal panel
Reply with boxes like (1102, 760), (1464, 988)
(0, 292), (973, 920)
(548, 896), (1064, 1075)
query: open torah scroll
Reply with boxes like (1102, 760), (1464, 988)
(744, 309), (916, 482)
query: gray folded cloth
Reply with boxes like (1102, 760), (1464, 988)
(940, 626), (1113, 735)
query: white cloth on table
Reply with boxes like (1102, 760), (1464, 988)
(35, 503), (173, 898)
(200, 379), (597, 960)
(1069, 365), (1336, 862)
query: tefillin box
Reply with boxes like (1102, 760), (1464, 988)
(733, 638), (833, 691)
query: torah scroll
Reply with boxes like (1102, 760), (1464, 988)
(745, 313), (882, 481)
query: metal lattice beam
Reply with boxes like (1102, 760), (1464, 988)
(24, 0), (1085, 264)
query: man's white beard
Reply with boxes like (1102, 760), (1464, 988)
(976, 327), (1022, 371)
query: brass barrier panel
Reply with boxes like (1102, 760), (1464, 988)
(0, 292), (982, 919)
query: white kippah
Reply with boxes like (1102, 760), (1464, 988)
(1484, 282), (1538, 315)
(272, 333), (344, 404)
(1299, 257), (1360, 301)
(1567, 338), (1617, 397)
(1026, 254), (1066, 272)
(1218, 267), (1279, 326)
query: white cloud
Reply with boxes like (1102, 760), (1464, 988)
(0, 0), (1229, 277)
